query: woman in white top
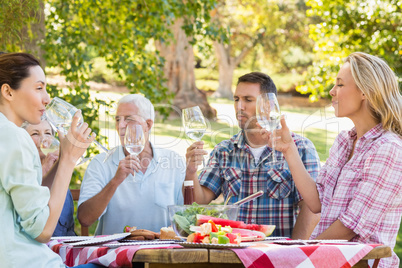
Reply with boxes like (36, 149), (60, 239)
(0, 52), (100, 267)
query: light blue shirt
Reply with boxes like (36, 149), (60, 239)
(0, 113), (64, 268)
(78, 144), (185, 235)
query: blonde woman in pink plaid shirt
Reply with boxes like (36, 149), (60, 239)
(268, 52), (402, 267)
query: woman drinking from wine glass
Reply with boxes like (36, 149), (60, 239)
(269, 52), (402, 268)
(22, 119), (59, 178)
(0, 52), (101, 268)
(22, 118), (76, 237)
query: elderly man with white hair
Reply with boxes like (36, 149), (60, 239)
(77, 94), (185, 234)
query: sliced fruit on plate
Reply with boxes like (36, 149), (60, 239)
(190, 225), (265, 242)
(196, 215), (276, 236)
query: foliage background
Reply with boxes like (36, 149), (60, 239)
(298, 0), (402, 101)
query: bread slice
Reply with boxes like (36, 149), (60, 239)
(160, 227), (181, 240)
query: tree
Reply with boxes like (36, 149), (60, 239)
(298, 0), (402, 100)
(212, 0), (313, 99)
(0, 0), (45, 64)
(44, 0), (220, 118)
(156, 19), (216, 118)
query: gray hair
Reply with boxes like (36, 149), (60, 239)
(117, 94), (155, 122)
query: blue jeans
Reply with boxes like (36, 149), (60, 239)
(67, 264), (104, 268)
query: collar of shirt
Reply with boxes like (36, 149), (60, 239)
(347, 123), (383, 141)
(232, 130), (247, 149)
(347, 123), (384, 152)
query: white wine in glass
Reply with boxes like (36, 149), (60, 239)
(256, 93), (281, 163)
(182, 106), (207, 141)
(182, 106), (207, 166)
(45, 97), (109, 153)
(40, 136), (60, 156)
(124, 123), (146, 182)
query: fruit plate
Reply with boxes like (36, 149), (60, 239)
(178, 242), (250, 249)
(69, 233), (131, 247)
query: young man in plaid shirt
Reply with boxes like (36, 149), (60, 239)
(185, 72), (321, 238)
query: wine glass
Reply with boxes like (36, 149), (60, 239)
(40, 135), (60, 156)
(45, 97), (109, 153)
(40, 134), (91, 165)
(182, 106), (207, 166)
(256, 93), (281, 163)
(124, 123), (146, 182)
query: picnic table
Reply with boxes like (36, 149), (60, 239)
(131, 244), (391, 268)
(48, 237), (392, 268)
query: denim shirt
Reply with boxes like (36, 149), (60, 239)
(53, 189), (76, 236)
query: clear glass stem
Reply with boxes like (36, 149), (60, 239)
(94, 140), (108, 153)
(272, 130), (276, 163)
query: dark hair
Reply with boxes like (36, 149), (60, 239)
(237, 72), (277, 95)
(0, 52), (41, 90)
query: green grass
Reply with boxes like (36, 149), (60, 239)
(153, 117), (240, 148)
(293, 128), (337, 161)
(195, 68), (304, 93)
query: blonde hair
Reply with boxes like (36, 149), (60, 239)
(346, 52), (402, 136)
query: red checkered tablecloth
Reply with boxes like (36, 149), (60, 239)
(231, 242), (379, 268)
(48, 240), (381, 268)
(48, 240), (181, 268)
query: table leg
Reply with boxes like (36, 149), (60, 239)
(352, 260), (368, 268)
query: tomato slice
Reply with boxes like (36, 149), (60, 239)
(124, 225), (131, 232)
(208, 220), (219, 233)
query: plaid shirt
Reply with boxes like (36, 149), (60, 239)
(311, 124), (402, 268)
(199, 131), (320, 237)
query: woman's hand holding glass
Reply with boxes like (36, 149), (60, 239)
(58, 110), (96, 165)
(45, 97), (109, 153)
(259, 115), (296, 158)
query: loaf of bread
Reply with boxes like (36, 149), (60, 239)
(126, 229), (160, 240)
(160, 227), (181, 240)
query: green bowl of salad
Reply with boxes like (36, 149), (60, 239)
(168, 203), (239, 240)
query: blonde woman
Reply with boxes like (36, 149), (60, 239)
(268, 52), (402, 267)
(22, 119), (59, 180)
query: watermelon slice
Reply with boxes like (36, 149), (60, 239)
(231, 228), (266, 241)
(196, 215), (244, 228)
(196, 215), (275, 236)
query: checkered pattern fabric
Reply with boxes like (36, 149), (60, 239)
(199, 131), (320, 237)
(231, 242), (378, 268)
(48, 240), (181, 268)
(312, 124), (402, 268)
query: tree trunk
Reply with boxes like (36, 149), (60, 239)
(213, 38), (259, 100)
(22, 0), (46, 67)
(156, 19), (216, 119)
(214, 40), (236, 99)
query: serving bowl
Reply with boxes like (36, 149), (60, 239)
(168, 204), (239, 240)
